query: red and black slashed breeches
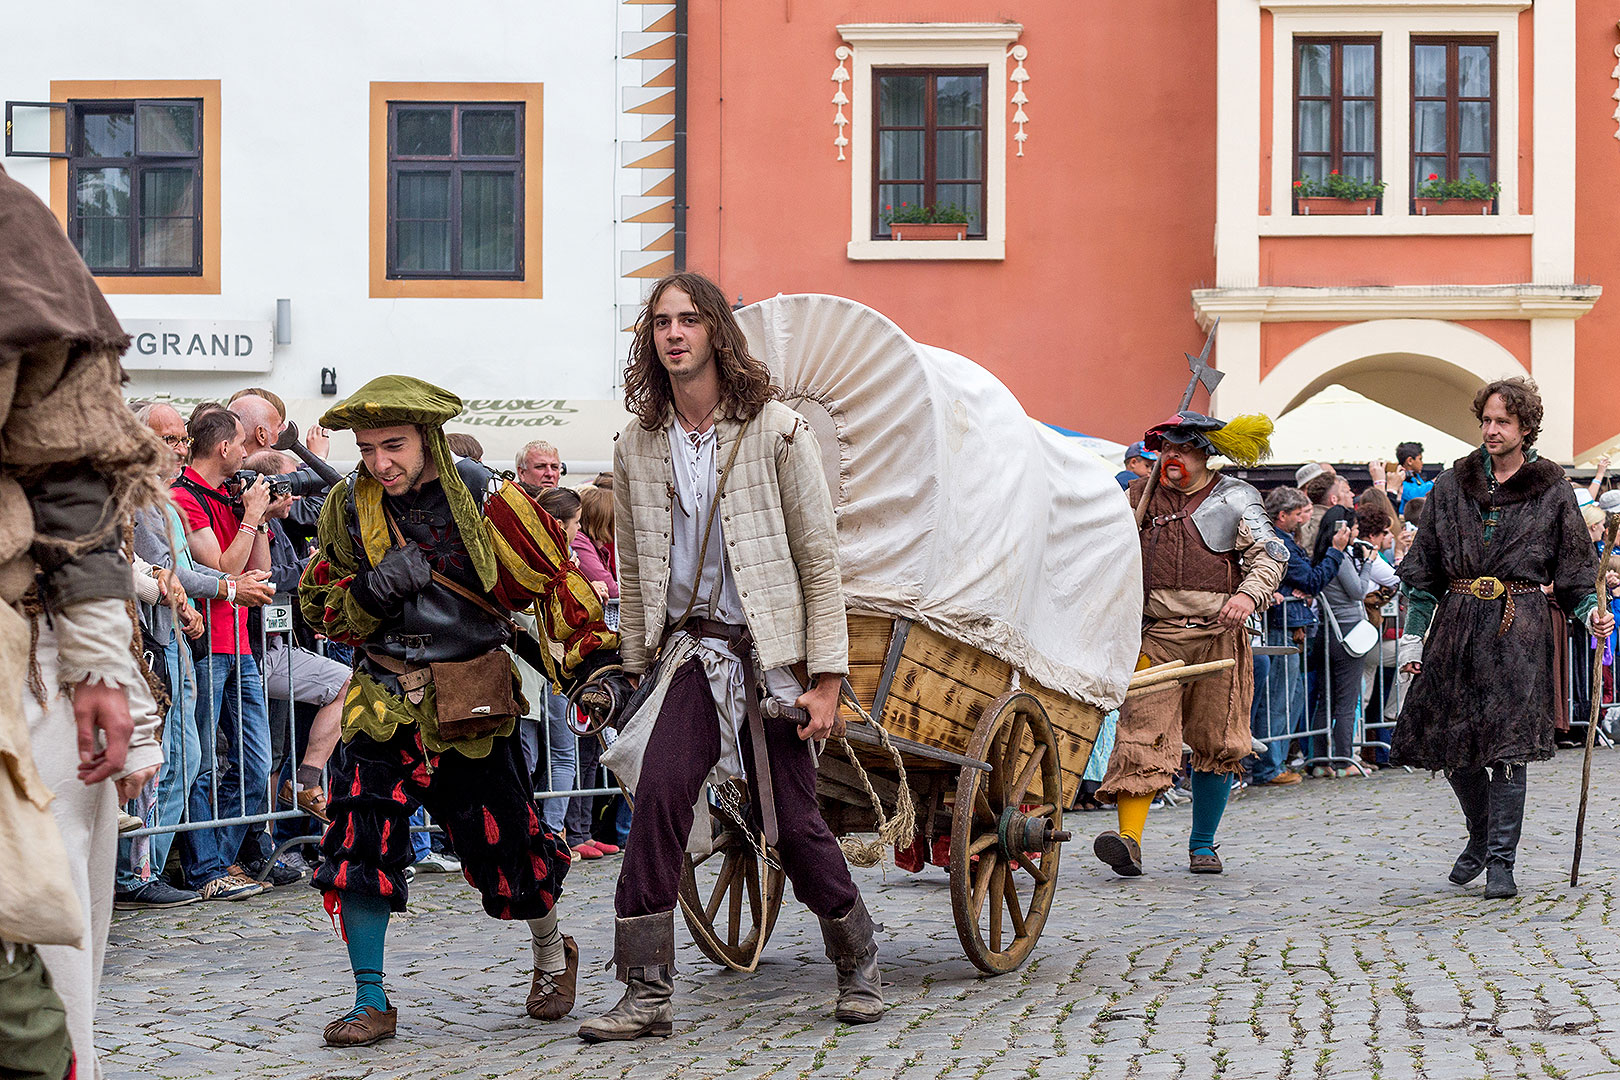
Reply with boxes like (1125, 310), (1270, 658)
(313, 725), (570, 919)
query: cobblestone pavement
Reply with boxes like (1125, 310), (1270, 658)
(100, 751), (1620, 1079)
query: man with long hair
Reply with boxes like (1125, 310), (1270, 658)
(1391, 377), (1612, 898)
(581, 271), (882, 1041)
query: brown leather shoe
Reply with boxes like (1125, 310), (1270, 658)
(526, 935), (578, 1020)
(1092, 831), (1143, 877)
(323, 1005), (397, 1047)
(1189, 848), (1224, 874)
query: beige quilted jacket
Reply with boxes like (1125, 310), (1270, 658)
(613, 399), (848, 677)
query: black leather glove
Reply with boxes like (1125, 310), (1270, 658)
(354, 545), (433, 615)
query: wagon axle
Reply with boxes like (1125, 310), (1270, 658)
(997, 806), (1071, 858)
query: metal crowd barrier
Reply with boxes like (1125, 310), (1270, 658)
(1247, 554), (1617, 783)
(121, 589), (627, 881)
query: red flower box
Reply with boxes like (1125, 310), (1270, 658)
(1295, 197), (1378, 216)
(890, 222), (967, 240)
(1413, 197), (1494, 216)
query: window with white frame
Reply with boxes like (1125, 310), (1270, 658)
(838, 23), (1020, 260)
(1261, 5), (1523, 233)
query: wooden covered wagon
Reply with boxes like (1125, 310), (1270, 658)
(673, 295), (1146, 976)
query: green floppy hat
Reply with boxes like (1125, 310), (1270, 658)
(320, 374), (463, 432)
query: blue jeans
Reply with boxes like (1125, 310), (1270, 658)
(1250, 625), (1305, 783)
(541, 687), (576, 834)
(181, 651), (272, 886)
(117, 635), (202, 891)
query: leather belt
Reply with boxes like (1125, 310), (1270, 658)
(364, 648), (434, 703)
(1448, 576), (1542, 636)
(686, 618), (778, 848)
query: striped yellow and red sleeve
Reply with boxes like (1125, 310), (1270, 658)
(482, 480), (617, 677)
(298, 477), (384, 648)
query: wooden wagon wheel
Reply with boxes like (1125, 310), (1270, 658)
(948, 690), (1069, 975)
(677, 787), (787, 971)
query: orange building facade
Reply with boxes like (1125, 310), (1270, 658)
(613, 2), (1616, 461)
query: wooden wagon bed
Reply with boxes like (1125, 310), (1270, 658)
(680, 609), (1109, 977)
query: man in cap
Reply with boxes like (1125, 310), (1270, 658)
(1093, 411), (1287, 876)
(297, 375), (618, 1046)
(1116, 442), (1158, 491)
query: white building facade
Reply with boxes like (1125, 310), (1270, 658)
(2, 1), (662, 466)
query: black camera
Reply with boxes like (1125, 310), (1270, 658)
(221, 469), (262, 501)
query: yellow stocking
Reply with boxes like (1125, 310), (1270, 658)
(1113, 651), (1156, 845)
(1115, 793), (1152, 845)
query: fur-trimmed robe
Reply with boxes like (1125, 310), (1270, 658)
(1390, 448), (1597, 771)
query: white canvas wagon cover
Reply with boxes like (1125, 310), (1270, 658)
(735, 294), (1143, 712)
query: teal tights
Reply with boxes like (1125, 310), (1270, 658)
(1187, 770), (1231, 855)
(341, 891), (391, 1015)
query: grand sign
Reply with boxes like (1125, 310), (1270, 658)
(120, 319), (274, 372)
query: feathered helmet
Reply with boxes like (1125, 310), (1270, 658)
(1142, 411), (1274, 468)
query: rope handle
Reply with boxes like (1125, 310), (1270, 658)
(831, 680), (918, 868)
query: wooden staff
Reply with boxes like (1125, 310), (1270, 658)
(1571, 493), (1620, 887)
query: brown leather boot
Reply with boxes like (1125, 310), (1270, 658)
(577, 912), (675, 1042)
(1093, 831), (1143, 876)
(526, 935), (578, 1020)
(323, 1006), (397, 1047)
(817, 894), (884, 1024)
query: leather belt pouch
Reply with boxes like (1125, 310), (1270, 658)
(431, 650), (518, 740)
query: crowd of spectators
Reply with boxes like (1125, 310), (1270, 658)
(112, 399), (627, 910)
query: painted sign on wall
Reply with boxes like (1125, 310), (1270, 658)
(120, 319), (275, 372)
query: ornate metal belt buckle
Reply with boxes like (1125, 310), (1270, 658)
(1470, 577), (1505, 601)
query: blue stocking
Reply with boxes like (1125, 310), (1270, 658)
(1188, 770), (1232, 856)
(340, 891), (391, 1015)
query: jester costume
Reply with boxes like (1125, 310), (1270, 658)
(1094, 411), (1286, 876)
(298, 376), (616, 1045)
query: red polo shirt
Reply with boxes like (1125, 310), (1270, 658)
(170, 466), (251, 655)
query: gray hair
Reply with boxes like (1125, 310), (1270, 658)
(516, 439), (558, 471)
(1264, 485), (1310, 523)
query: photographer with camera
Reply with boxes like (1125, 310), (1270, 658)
(170, 405), (290, 900)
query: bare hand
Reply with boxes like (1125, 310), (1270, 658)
(1400, 662), (1422, 675)
(266, 491), (294, 518)
(73, 679), (132, 785)
(1593, 608), (1617, 639)
(1599, 454), (1611, 476)
(1217, 593), (1256, 630)
(230, 571), (276, 606)
(1606, 570), (1619, 593)
(1368, 461), (1385, 486)
(240, 475), (271, 523)
(305, 424), (331, 459)
(115, 765), (159, 803)
(180, 605), (206, 639)
(1332, 522), (1352, 551)
(154, 567), (179, 602)
(795, 675), (842, 741)
(590, 580), (610, 600)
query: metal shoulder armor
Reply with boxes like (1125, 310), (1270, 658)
(1191, 476), (1282, 560)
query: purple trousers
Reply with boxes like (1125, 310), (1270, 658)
(615, 658), (859, 921)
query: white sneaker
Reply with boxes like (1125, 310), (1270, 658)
(414, 851), (462, 874)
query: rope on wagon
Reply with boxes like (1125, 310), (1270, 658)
(833, 682), (917, 868)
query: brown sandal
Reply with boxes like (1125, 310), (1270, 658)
(323, 1005), (397, 1047)
(526, 935), (579, 1020)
